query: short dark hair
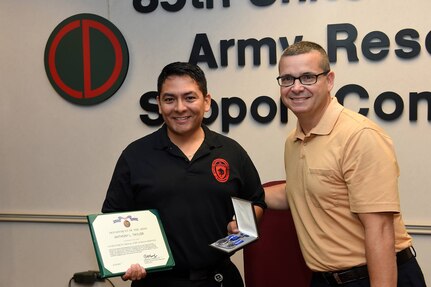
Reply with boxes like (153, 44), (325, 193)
(281, 41), (330, 72)
(157, 62), (208, 96)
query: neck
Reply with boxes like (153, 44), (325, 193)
(297, 96), (332, 135)
(298, 112), (327, 134)
(168, 127), (205, 158)
(297, 119), (314, 135)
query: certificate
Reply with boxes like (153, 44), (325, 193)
(87, 210), (175, 278)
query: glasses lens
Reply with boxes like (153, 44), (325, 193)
(278, 76), (293, 86)
(300, 74), (317, 85)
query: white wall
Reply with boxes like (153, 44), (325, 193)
(1, 0), (430, 286)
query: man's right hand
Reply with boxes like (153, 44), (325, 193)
(121, 263), (147, 281)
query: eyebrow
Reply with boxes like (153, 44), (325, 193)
(160, 91), (197, 98)
(280, 71), (317, 77)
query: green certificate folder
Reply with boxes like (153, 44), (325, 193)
(87, 210), (175, 278)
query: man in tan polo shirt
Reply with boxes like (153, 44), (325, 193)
(265, 41), (426, 286)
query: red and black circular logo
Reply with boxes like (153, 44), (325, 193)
(44, 13), (129, 105)
(212, 158), (230, 183)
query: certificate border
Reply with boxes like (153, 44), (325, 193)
(87, 209), (175, 278)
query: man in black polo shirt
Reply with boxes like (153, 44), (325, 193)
(102, 62), (266, 287)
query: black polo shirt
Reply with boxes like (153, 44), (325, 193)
(102, 125), (266, 271)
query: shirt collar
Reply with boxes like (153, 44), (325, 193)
(294, 96), (344, 140)
(155, 124), (222, 151)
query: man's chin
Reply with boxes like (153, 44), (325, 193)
(288, 106), (310, 116)
(168, 125), (198, 136)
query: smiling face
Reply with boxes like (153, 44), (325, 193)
(157, 75), (211, 140)
(278, 51), (335, 130)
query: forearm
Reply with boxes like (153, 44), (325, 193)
(264, 182), (289, 210)
(359, 213), (397, 287)
(366, 235), (397, 286)
(253, 205), (264, 222)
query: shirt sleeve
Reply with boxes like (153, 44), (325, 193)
(101, 152), (136, 213)
(239, 148), (267, 210)
(343, 127), (401, 213)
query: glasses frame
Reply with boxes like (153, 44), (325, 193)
(276, 70), (330, 87)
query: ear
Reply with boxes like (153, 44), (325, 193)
(204, 93), (212, 112)
(326, 70), (335, 91)
(156, 96), (162, 114)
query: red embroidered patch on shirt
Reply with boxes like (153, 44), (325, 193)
(212, 158), (230, 183)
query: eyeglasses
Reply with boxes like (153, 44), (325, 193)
(276, 70), (330, 87)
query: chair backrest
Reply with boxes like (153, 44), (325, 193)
(243, 181), (312, 287)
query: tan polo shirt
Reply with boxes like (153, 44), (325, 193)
(285, 97), (412, 272)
